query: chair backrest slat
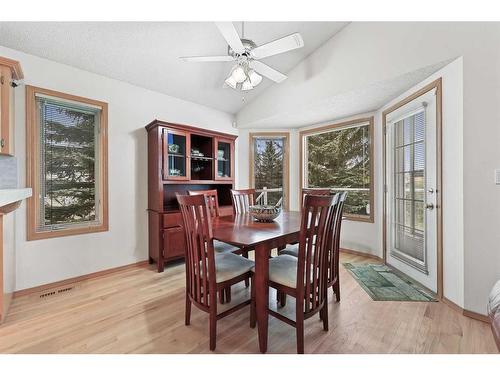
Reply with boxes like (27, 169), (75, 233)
(296, 194), (339, 314)
(177, 193), (217, 309)
(301, 188), (331, 211)
(188, 189), (220, 218)
(328, 191), (347, 286)
(230, 189), (256, 214)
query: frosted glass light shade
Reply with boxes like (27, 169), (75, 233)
(231, 65), (247, 83)
(248, 70), (262, 86)
(225, 76), (237, 89)
(241, 79), (253, 91)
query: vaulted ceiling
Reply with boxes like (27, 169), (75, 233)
(0, 22), (348, 114)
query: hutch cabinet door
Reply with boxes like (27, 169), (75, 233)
(0, 66), (14, 156)
(162, 128), (190, 180)
(214, 137), (234, 181)
(163, 226), (186, 259)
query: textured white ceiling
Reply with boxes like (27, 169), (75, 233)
(0, 22), (348, 114)
(238, 61), (450, 129)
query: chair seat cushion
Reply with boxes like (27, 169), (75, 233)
(214, 239), (240, 254)
(279, 243), (299, 257)
(214, 253), (255, 283)
(268, 254), (298, 288)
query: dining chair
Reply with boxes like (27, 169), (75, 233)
(188, 189), (220, 218)
(301, 188), (332, 206)
(188, 189), (240, 254)
(279, 188), (333, 257)
(264, 194), (339, 354)
(278, 192), (346, 305)
(176, 193), (255, 351)
(327, 191), (347, 301)
(188, 189), (250, 299)
(230, 188), (256, 214)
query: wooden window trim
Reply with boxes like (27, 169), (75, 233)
(26, 85), (109, 241)
(299, 116), (375, 223)
(248, 132), (290, 211)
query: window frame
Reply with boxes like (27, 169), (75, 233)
(26, 85), (109, 240)
(299, 116), (374, 223)
(248, 132), (290, 211)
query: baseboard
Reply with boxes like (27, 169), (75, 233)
(441, 297), (490, 323)
(464, 309), (490, 323)
(340, 247), (383, 261)
(14, 260), (149, 298)
(442, 297), (464, 314)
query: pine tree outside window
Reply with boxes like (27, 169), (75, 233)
(26, 86), (108, 240)
(300, 117), (374, 222)
(249, 133), (290, 210)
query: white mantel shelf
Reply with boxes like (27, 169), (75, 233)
(0, 188), (32, 208)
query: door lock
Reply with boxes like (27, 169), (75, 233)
(428, 188), (434, 194)
(425, 203), (435, 210)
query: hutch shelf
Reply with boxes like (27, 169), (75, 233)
(145, 120), (236, 272)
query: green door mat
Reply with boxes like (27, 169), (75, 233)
(343, 263), (437, 302)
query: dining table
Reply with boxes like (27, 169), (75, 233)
(212, 210), (303, 353)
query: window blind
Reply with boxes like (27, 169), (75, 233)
(36, 95), (101, 231)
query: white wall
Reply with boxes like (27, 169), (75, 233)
(238, 22), (500, 315)
(0, 45), (236, 291)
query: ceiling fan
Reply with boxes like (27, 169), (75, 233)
(180, 22), (304, 91)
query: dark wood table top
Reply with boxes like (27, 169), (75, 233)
(212, 211), (302, 247)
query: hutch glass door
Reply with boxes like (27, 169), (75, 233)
(215, 138), (232, 180)
(163, 128), (189, 180)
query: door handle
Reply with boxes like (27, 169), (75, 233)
(425, 203), (434, 210)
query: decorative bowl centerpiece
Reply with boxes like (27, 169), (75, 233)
(249, 205), (281, 222)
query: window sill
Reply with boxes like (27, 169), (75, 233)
(27, 223), (108, 241)
(343, 214), (374, 223)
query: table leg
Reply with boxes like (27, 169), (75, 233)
(255, 243), (270, 353)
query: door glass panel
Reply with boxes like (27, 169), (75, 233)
(414, 142), (425, 170)
(392, 110), (426, 265)
(414, 111), (425, 142)
(217, 141), (231, 178)
(414, 172), (424, 201)
(167, 132), (187, 177)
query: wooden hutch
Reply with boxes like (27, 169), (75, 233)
(145, 120), (236, 272)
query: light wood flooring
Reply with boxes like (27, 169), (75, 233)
(0, 252), (496, 354)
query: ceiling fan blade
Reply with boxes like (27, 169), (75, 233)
(251, 61), (287, 83)
(180, 55), (234, 62)
(251, 33), (304, 59)
(215, 22), (245, 54)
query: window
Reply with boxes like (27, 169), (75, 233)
(26, 86), (108, 240)
(249, 133), (289, 210)
(300, 117), (374, 222)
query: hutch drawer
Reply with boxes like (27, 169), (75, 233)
(163, 213), (182, 228)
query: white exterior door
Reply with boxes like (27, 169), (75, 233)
(385, 89), (437, 292)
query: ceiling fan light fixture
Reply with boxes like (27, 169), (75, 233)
(224, 75), (237, 89)
(248, 70), (262, 87)
(231, 65), (247, 83)
(241, 79), (253, 91)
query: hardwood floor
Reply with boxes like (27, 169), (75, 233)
(0, 252), (496, 354)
